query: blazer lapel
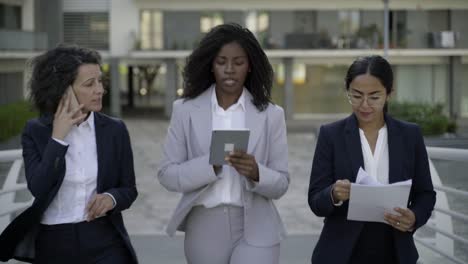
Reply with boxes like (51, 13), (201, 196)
(245, 91), (265, 153)
(190, 89), (212, 154)
(94, 112), (107, 192)
(344, 114), (364, 183)
(386, 114), (404, 184)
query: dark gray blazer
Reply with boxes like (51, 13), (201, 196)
(0, 112), (138, 263)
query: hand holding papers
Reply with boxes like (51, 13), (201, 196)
(347, 167), (412, 224)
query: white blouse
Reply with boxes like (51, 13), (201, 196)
(195, 85), (246, 208)
(359, 125), (389, 184)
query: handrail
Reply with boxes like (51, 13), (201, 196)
(424, 224), (468, 246)
(0, 149), (29, 233)
(434, 207), (468, 223)
(420, 146), (468, 264)
(427, 146), (468, 162)
(0, 149), (22, 162)
(0, 184), (28, 196)
(414, 237), (465, 264)
(0, 202), (32, 217)
(434, 185), (468, 199)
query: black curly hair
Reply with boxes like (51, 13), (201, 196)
(28, 44), (102, 115)
(182, 23), (273, 111)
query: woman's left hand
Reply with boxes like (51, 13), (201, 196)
(384, 207), (416, 232)
(86, 194), (115, 221)
(226, 151), (259, 182)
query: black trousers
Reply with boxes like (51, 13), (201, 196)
(35, 217), (133, 264)
(350, 222), (398, 264)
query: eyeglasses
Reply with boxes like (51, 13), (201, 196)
(346, 92), (386, 107)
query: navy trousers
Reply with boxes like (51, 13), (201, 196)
(34, 216), (133, 264)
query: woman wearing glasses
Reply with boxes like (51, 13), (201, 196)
(308, 55), (435, 264)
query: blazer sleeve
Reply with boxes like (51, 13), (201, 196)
(308, 125), (337, 217)
(105, 120), (138, 213)
(21, 121), (68, 200)
(408, 126), (436, 230)
(157, 101), (219, 193)
(245, 107), (289, 200)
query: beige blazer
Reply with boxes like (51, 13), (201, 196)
(157, 87), (289, 247)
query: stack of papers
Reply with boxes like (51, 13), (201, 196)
(347, 167), (412, 223)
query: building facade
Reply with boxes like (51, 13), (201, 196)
(1, 0), (468, 129)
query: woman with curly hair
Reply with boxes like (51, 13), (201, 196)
(0, 44), (138, 264)
(158, 23), (289, 264)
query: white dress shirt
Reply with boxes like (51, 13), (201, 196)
(196, 85), (246, 208)
(359, 125), (390, 184)
(42, 112), (114, 224)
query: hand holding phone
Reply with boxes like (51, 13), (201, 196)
(52, 86), (86, 140)
(67, 86), (81, 116)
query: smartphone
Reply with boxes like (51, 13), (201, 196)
(66, 85), (81, 113)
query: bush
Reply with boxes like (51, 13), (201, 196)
(0, 101), (37, 142)
(388, 102), (456, 136)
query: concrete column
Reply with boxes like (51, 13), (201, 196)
(110, 58), (121, 117)
(283, 57), (294, 120)
(22, 0), (35, 31)
(383, 0), (389, 57)
(165, 59), (178, 118)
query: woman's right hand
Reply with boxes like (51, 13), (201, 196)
(332, 179), (351, 203)
(52, 93), (86, 140)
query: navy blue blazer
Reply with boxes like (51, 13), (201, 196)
(308, 114), (436, 264)
(0, 112), (138, 263)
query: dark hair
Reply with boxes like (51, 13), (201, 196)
(28, 44), (102, 115)
(344, 55), (393, 112)
(182, 23), (273, 111)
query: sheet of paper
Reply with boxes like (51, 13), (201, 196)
(347, 167), (412, 223)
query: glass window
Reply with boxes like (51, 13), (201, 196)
(64, 13), (109, 50)
(200, 12), (223, 33)
(336, 11), (360, 49)
(394, 64), (448, 107)
(272, 63), (285, 107)
(294, 64), (349, 114)
(246, 11), (270, 48)
(0, 3), (21, 30)
(461, 64), (468, 118)
(140, 10), (163, 50)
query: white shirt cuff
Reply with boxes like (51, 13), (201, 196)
(52, 137), (69, 146)
(103, 192), (117, 209)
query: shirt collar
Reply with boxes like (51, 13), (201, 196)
(78, 111), (95, 131)
(210, 84), (246, 112)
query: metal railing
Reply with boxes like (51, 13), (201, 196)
(0, 149), (32, 232)
(1, 147), (467, 263)
(413, 147), (468, 264)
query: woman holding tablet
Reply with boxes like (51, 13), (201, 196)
(157, 23), (289, 264)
